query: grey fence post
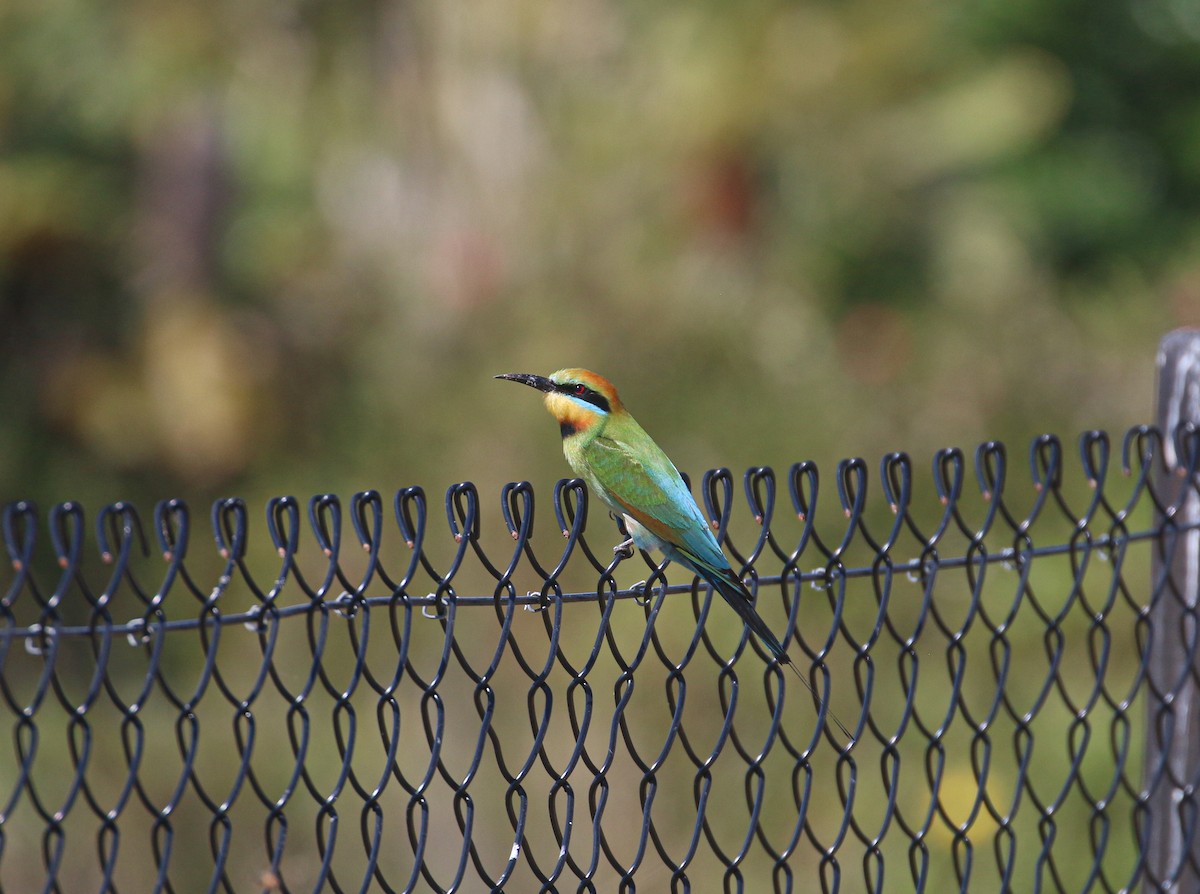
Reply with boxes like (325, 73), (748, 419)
(1144, 328), (1200, 891)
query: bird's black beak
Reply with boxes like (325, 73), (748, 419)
(495, 373), (555, 393)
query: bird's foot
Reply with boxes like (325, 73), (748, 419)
(421, 593), (449, 620)
(613, 537), (635, 559)
(523, 590), (550, 613)
(629, 579), (650, 605)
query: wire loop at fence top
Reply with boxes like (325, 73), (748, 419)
(1, 424), (1190, 641)
(2, 422), (1199, 894)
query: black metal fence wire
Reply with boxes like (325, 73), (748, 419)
(5, 346), (1200, 893)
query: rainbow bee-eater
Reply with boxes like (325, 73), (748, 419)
(496, 368), (850, 738)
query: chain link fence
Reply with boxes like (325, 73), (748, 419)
(5, 335), (1200, 893)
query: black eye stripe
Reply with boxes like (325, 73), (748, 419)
(556, 382), (611, 414)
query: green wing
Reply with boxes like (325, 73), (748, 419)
(585, 430), (791, 661)
(583, 434), (730, 571)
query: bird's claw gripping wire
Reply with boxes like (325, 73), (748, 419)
(523, 591), (551, 613)
(629, 579), (653, 605)
(421, 594), (450, 620)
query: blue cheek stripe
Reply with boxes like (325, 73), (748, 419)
(563, 395), (608, 416)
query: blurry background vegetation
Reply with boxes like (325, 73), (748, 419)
(2, 0), (1199, 890)
(2, 0), (1199, 505)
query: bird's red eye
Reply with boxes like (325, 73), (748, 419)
(574, 384), (587, 396)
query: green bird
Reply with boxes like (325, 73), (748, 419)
(496, 368), (851, 739)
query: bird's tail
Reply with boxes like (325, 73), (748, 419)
(707, 569), (855, 741)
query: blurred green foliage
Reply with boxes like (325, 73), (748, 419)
(1, 0), (1198, 889)
(2, 0), (1198, 506)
